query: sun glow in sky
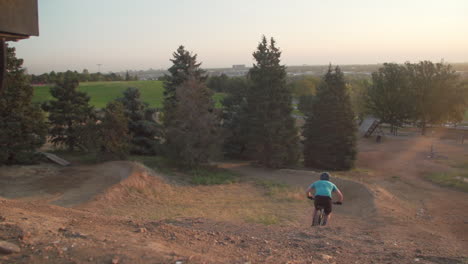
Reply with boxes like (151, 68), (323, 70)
(11, 0), (468, 74)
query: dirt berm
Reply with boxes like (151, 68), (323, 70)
(227, 164), (376, 219)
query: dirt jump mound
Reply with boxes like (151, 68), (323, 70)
(0, 161), (159, 207)
(50, 161), (142, 207)
(80, 162), (169, 206)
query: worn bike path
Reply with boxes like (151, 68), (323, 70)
(222, 163), (376, 219)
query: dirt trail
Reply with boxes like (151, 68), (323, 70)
(221, 136), (468, 261)
(358, 136), (468, 247)
(223, 164), (376, 219)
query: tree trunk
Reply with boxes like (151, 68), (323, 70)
(0, 38), (6, 95)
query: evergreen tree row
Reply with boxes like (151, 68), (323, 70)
(2, 38), (360, 172)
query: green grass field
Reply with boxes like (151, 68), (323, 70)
(33, 81), (225, 109)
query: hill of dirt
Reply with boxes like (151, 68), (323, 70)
(0, 136), (467, 263)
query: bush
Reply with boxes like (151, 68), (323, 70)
(190, 168), (239, 185)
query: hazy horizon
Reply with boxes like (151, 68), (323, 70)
(10, 0), (468, 74)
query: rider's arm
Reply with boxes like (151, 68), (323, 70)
(335, 189), (344, 202)
(305, 186), (314, 198)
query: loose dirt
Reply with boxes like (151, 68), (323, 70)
(0, 136), (467, 263)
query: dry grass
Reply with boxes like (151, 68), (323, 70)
(83, 167), (309, 226)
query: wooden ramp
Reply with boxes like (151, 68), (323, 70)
(359, 117), (380, 138)
(40, 152), (71, 166)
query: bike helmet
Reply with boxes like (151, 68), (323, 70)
(320, 172), (330, 181)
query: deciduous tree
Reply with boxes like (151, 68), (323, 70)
(165, 77), (221, 166)
(406, 61), (464, 134)
(366, 63), (414, 133)
(98, 101), (130, 159)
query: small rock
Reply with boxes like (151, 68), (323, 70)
(175, 261), (183, 264)
(0, 241), (21, 254)
(112, 256), (120, 264)
(137, 228), (147, 233)
(414, 258), (420, 262)
(20, 231), (31, 241)
(0, 216), (5, 221)
(321, 254), (333, 261)
(66, 232), (87, 239)
(58, 227), (67, 232)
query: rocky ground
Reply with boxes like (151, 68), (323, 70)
(0, 136), (467, 264)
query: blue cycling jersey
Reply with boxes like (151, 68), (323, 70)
(309, 180), (338, 198)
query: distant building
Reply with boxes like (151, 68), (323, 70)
(232, 64), (246, 70)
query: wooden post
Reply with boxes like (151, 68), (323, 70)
(0, 38), (5, 95)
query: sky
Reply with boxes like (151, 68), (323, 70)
(10, 0), (468, 74)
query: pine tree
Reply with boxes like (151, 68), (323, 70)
(162, 45), (206, 126)
(303, 66), (357, 170)
(245, 36), (300, 168)
(221, 77), (250, 158)
(42, 72), (94, 151)
(116, 87), (162, 155)
(0, 46), (47, 164)
(165, 76), (221, 166)
(125, 70), (130, 81)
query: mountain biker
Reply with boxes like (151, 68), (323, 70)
(305, 172), (343, 226)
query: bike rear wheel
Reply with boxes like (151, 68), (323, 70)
(312, 209), (324, 226)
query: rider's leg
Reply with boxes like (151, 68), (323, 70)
(323, 213), (331, 226)
(312, 208), (318, 225)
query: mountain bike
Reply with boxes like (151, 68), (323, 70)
(308, 196), (342, 226)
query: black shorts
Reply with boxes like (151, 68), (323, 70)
(314, 195), (332, 215)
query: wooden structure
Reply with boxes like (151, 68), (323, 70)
(39, 152), (71, 166)
(359, 117), (381, 138)
(0, 0), (39, 93)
